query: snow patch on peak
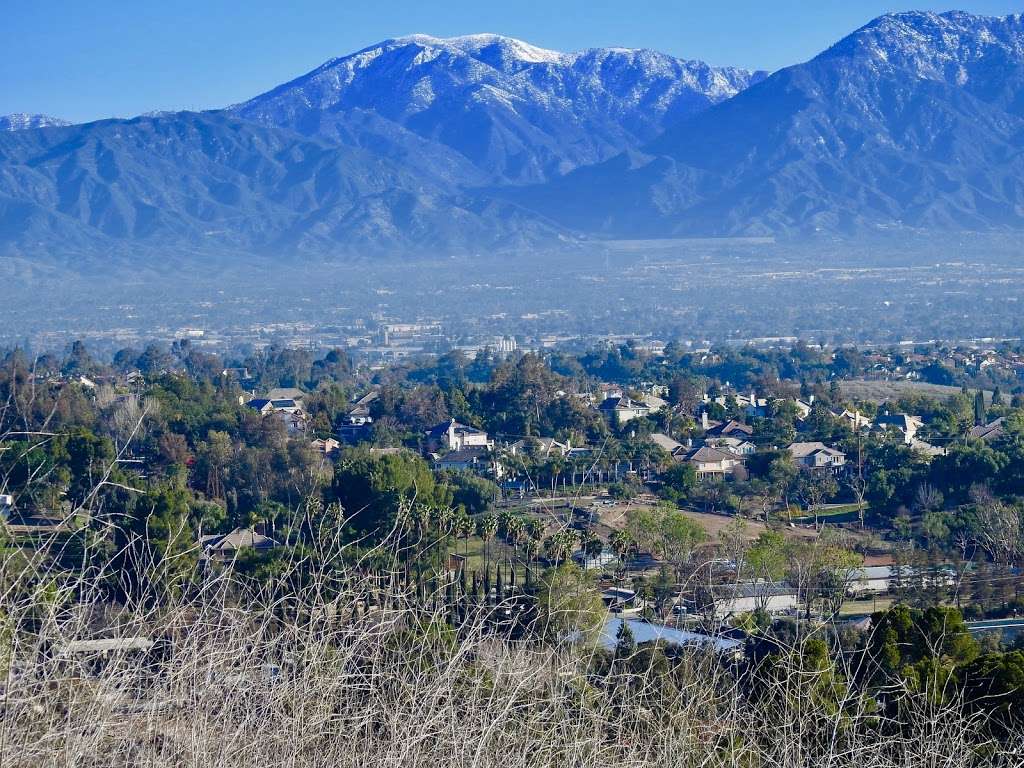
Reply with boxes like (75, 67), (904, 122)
(393, 33), (568, 64)
(0, 113), (71, 131)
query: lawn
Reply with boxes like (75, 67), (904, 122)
(838, 595), (893, 617)
(787, 504), (866, 525)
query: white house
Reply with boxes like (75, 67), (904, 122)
(346, 391), (378, 426)
(787, 442), (846, 473)
(698, 582), (799, 619)
(848, 565), (956, 595)
(873, 412), (924, 444)
(426, 419), (493, 453)
(598, 396), (651, 426)
(704, 436), (757, 456)
(245, 396), (303, 416)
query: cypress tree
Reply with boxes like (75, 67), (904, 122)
(615, 620), (636, 659)
(974, 390), (986, 425)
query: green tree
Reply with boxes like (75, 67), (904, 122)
(535, 563), (606, 642)
(331, 449), (448, 540)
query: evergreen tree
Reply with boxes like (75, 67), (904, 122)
(615, 620), (637, 659)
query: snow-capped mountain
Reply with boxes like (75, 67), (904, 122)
(819, 10), (1024, 89)
(231, 34), (766, 184)
(519, 11), (1024, 236)
(0, 114), (71, 131)
(4, 14), (1024, 263)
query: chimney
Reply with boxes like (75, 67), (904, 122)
(701, 411), (709, 430)
(809, 394), (815, 404)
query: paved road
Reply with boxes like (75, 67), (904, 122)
(967, 617), (1024, 635)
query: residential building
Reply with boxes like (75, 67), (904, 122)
(600, 587), (637, 609)
(704, 436), (757, 456)
(787, 442), (846, 473)
(245, 396), (302, 416)
(682, 446), (745, 480)
(265, 388), (306, 407)
(598, 396), (651, 427)
(703, 417), (754, 439)
(833, 408), (872, 431)
(594, 618), (743, 658)
(847, 565), (956, 596)
(969, 417), (1005, 443)
(310, 437), (340, 456)
(641, 394), (668, 413)
(435, 447), (503, 478)
(346, 391), (378, 426)
(426, 419), (493, 453)
(693, 582), (799, 619)
(200, 528), (280, 562)
(873, 412), (923, 445)
(573, 549), (619, 571)
(909, 438), (946, 458)
(649, 433), (683, 454)
(792, 397), (814, 420)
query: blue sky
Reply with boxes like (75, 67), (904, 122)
(3, 1), (1021, 123)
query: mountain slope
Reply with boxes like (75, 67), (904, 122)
(519, 11), (1024, 236)
(231, 34), (765, 184)
(0, 111), (562, 260)
(0, 114), (71, 131)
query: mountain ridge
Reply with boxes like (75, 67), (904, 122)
(3, 15), (1024, 263)
(230, 34), (766, 184)
(0, 114), (72, 131)
(510, 10), (1024, 237)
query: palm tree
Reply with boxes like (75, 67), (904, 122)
(430, 506), (455, 561)
(503, 515), (525, 553)
(581, 530), (604, 570)
(609, 529), (634, 567)
(477, 513), (499, 571)
(524, 518), (546, 556)
(544, 529), (577, 566)
(454, 513), (474, 560)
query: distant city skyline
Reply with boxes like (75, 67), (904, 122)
(3, 1), (1021, 123)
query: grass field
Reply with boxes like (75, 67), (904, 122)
(787, 503), (865, 525)
(839, 595), (894, 617)
(840, 378), (991, 404)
